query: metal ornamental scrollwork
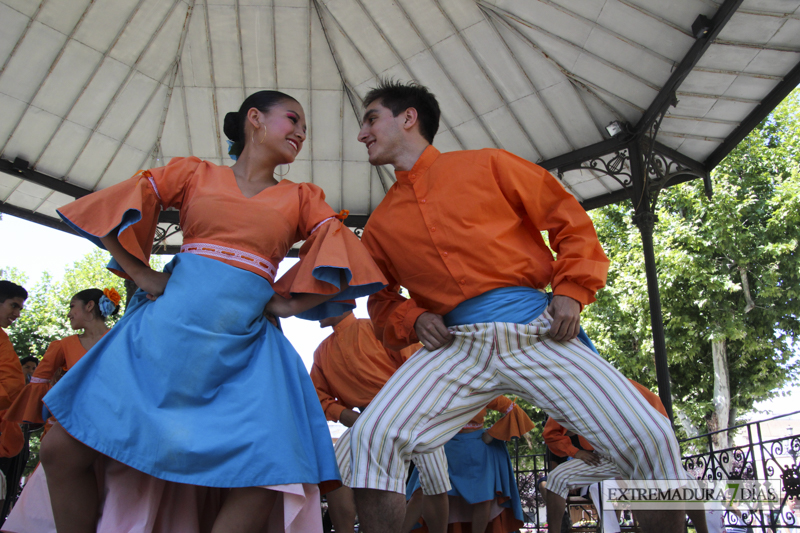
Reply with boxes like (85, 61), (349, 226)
(152, 222), (181, 254)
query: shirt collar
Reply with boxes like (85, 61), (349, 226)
(394, 145), (440, 185)
(333, 312), (357, 333)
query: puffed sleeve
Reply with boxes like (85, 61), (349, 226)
(272, 183), (387, 320)
(6, 340), (66, 424)
(485, 396), (535, 441)
(492, 150), (609, 307)
(57, 157), (201, 278)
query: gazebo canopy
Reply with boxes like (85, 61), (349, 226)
(1, 0), (799, 253)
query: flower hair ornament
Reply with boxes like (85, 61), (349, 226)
(99, 288), (121, 318)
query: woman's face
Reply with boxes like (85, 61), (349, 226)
(253, 100), (307, 165)
(67, 298), (94, 330)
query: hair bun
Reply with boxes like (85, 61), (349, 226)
(223, 112), (242, 142)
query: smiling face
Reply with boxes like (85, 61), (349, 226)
(0, 297), (25, 329)
(357, 100), (408, 167)
(67, 298), (95, 331)
(249, 99), (307, 166)
(21, 361), (37, 378)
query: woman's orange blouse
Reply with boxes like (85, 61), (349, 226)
(57, 157), (385, 297)
(462, 395), (535, 441)
(7, 335), (90, 425)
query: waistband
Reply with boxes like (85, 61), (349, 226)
(180, 242), (277, 281)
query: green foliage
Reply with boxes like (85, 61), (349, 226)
(582, 89), (800, 433)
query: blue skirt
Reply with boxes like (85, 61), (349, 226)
(406, 431), (524, 522)
(44, 253), (340, 488)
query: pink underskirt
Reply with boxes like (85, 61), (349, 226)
(2, 459), (323, 533)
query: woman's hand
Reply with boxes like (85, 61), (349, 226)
(264, 293), (294, 318)
(481, 432), (495, 445)
(134, 269), (171, 301)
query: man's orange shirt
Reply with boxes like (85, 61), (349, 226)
(310, 314), (420, 422)
(543, 380), (668, 457)
(0, 329), (25, 410)
(362, 146), (609, 349)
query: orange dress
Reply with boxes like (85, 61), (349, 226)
(310, 314), (419, 422)
(7, 335), (93, 438)
(0, 328), (26, 457)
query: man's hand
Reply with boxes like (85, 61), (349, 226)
(339, 409), (360, 428)
(414, 312), (453, 351)
(574, 449), (602, 466)
(546, 295), (581, 342)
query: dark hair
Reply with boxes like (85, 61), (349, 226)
(223, 91), (299, 158)
(20, 356), (38, 367)
(73, 288), (119, 319)
(363, 79), (440, 144)
(0, 281), (27, 303)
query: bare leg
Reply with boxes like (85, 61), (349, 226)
(686, 509), (709, 533)
(546, 491), (567, 533)
(421, 492), (449, 533)
(470, 500), (493, 533)
(402, 490), (424, 533)
(211, 487), (277, 533)
(635, 510), (685, 533)
(354, 488), (406, 533)
(40, 422), (100, 533)
(327, 485), (357, 533)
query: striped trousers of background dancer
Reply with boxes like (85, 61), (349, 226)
(349, 314), (690, 497)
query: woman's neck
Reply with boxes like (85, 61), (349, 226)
(81, 320), (109, 339)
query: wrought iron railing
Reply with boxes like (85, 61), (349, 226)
(510, 411), (800, 532)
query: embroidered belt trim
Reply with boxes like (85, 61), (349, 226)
(463, 421), (483, 429)
(30, 376), (49, 384)
(180, 243), (277, 281)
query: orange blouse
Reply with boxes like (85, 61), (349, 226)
(544, 380), (667, 457)
(310, 314), (420, 422)
(57, 157), (385, 297)
(464, 395), (535, 441)
(361, 146), (609, 349)
(7, 335), (90, 424)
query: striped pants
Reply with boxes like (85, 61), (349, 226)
(548, 456), (623, 498)
(335, 428), (450, 495)
(349, 316), (688, 495)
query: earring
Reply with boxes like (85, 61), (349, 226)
(260, 125), (267, 145)
(275, 164), (290, 177)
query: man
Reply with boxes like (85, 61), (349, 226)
(309, 310), (448, 533)
(0, 281), (28, 459)
(349, 79), (691, 533)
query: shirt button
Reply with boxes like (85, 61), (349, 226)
(443, 251), (448, 257)
(459, 279), (466, 285)
(431, 226), (436, 232)
(420, 199), (427, 204)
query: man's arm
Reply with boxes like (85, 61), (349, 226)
(309, 361), (347, 423)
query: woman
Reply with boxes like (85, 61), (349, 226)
(3, 288), (118, 533)
(38, 91), (386, 533)
(403, 396), (533, 533)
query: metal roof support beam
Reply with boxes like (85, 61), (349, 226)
(0, 202), (77, 236)
(635, 0), (744, 136)
(704, 58), (800, 172)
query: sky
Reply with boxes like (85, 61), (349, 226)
(1, 213), (798, 428)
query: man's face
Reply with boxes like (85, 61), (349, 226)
(0, 297), (25, 329)
(357, 101), (407, 167)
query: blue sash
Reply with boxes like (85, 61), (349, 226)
(443, 286), (598, 353)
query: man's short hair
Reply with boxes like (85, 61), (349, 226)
(0, 281), (27, 303)
(20, 356), (38, 367)
(363, 79), (440, 144)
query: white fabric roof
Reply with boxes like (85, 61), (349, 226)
(1, 0), (799, 248)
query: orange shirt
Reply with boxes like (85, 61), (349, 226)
(464, 395), (535, 441)
(543, 379), (667, 457)
(310, 314), (420, 422)
(362, 146), (609, 348)
(58, 157), (385, 297)
(0, 329), (25, 410)
(7, 335), (91, 424)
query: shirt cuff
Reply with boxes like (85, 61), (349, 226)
(326, 404), (347, 423)
(552, 281), (595, 308)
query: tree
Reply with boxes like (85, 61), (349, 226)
(582, 89), (800, 447)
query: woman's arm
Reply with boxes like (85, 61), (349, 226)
(100, 232), (170, 300)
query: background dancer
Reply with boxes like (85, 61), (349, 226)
(349, 79), (691, 533)
(39, 90), (385, 533)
